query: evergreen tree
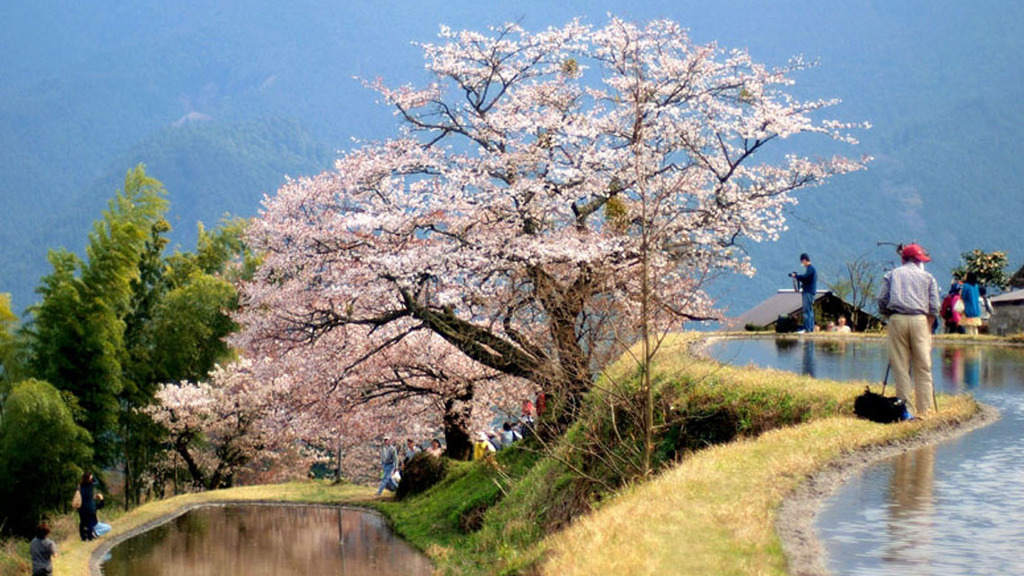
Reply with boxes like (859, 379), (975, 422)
(25, 166), (250, 504)
(119, 215), (172, 507)
(29, 165), (168, 466)
(0, 293), (26, 403)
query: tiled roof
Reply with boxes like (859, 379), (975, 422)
(990, 289), (1024, 304)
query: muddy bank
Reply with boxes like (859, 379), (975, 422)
(776, 403), (1000, 576)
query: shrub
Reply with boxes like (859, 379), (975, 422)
(395, 452), (449, 501)
(0, 380), (92, 536)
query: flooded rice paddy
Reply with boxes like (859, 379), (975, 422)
(101, 504), (433, 576)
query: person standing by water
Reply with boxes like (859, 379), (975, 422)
(76, 473), (107, 540)
(939, 284), (963, 334)
(877, 243), (941, 418)
(376, 436), (398, 496)
(960, 272), (982, 336)
(29, 523), (57, 576)
(979, 285), (994, 328)
(789, 253), (817, 333)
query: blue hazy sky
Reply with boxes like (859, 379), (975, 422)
(2, 0), (1021, 315)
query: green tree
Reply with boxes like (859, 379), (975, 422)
(119, 215), (172, 508)
(188, 217), (260, 283)
(117, 214), (249, 506)
(148, 274), (238, 384)
(953, 249), (1009, 290)
(29, 165), (169, 466)
(0, 379), (92, 536)
(134, 221), (249, 500)
(0, 293), (27, 403)
(26, 167), (251, 505)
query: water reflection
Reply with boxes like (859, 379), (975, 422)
(882, 446), (936, 567)
(707, 338), (1024, 395)
(707, 338), (1024, 575)
(941, 347), (983, 393)
(802, 340), (816, 377)
(101, 505), (433, 576)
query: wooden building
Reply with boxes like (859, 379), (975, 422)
(732, 289), (884, 333)
(988, 289), (1024, 336)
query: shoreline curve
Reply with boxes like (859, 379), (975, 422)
(87, 500), (382, 576)
(776, 402), (1000, 576)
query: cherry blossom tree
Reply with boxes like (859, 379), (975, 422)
(238, 318), (535, 461)
(236, 17), (867, 438)
(149, 359), (310, 490)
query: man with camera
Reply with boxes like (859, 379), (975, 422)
(789, 253), (817, 333)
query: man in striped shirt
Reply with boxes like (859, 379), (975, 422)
(877, 243), (941, 418)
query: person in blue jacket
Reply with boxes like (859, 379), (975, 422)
(790, 253), (817, 333)
(960, 272), (982, 335)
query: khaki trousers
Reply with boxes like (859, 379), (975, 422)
(887, 314), (934, 415)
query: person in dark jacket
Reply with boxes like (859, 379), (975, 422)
(789, 253), (817, 333)
(76, 473), (105, 540)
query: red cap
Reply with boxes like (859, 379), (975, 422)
(901, 243), (931, 263)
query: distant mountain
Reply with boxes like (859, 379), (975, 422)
(0, 118), (333, 310)
(83, 118), (334, 247)
(2, 0), (1022, 319)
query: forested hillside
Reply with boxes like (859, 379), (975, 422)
(2, 0), (1022, 317)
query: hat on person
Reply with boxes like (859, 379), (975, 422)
(901, 243), (931, 263)
(799, 253), (810, 262)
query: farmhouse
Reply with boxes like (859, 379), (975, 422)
(987, 289), (1024, 336)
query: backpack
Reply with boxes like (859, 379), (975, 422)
(71, 487), (82, 509)
(940, 295), (954, 321)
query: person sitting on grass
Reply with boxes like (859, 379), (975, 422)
(836, 316), (852, 333)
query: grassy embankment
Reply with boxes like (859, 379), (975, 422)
(17, 332), (981, 576)
(377, 333), (977, 574)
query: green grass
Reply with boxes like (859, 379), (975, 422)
(0, 539), (30, 576)
(369, 446), (549, 575)
(542, 399), (976, 575)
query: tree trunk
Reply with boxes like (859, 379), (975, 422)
(442, 398), (473, 460)
(174, 435), (208, 489)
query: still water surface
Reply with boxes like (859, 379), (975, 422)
(101, 504), (433, 576)
(707, 337), (1024, 576)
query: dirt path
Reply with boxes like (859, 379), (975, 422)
(776, 404), (1000, 576)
